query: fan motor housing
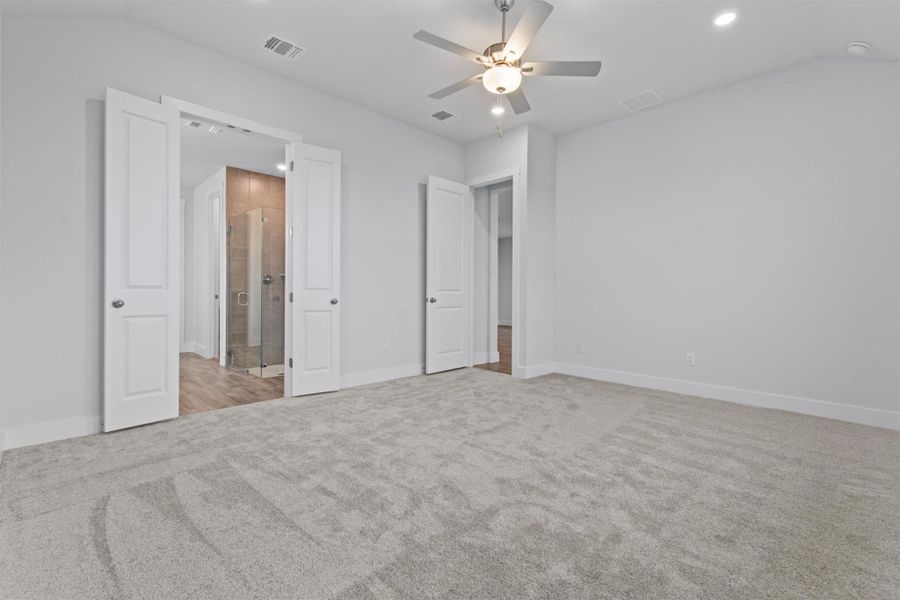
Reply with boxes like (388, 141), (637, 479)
(483, 42), (512, 64)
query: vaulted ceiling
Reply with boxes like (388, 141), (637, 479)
(5, 0), (899, 143)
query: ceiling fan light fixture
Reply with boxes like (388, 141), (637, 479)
(482, 63), (522, 94)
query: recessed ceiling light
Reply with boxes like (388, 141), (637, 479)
(491, 105), (505, 116)
(714, 11), (737, 27)
(847, 41), (871, 56)
(276, 163), (287, 172)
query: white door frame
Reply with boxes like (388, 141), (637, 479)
(468, 168), (523, 378)
(488, 185), (501, 362)
(207, 187), (222, 360)
(160, 96), (304, 397)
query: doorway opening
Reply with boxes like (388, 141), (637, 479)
(103, 89), (341, 432)
(473, 180), (513, 375)
(178, 113), (287, 415)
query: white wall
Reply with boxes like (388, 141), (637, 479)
(0, 17), (463, 445)
(524, 126), (556, 373)
(466, 126), (529, 373)
(466, 124), (560, 376)
(0, 5), (4, 453)
(182, 168), (225, 358)
(555, 59), (900, 429)
(179, 196), (187, 350)
(498, 238), (512, 326)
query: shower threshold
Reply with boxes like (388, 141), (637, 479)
(245, 364), (285, 379)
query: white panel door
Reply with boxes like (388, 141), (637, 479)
(289, 142), (342, 395)
(104, 88), (180, 432)
(426, 175), (472, 374)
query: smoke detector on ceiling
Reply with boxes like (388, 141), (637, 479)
(847, 42), (871, 56)
(262, 34), (305, 61)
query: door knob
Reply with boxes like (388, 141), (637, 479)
(330, 298), (339, 305)
(428, 297), (437, 303)
(111, 299), (125, 308)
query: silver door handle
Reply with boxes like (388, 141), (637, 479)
(428, 297), (437, 303)
(330, 298), (339, 305)
(111, 299), (125, 308)
(237, 291), (249, 306)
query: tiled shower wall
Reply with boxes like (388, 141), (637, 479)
(226, 167), (286, 369)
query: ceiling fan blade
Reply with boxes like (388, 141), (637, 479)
(503, 0), (554, 61)
(413, 30), (485, 64)
(521, 61), (602, 77)
(429, 74), (484, 99)
(505, 88), (531, 115)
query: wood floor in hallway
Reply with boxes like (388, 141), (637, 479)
(179, 352), (284, 415)
(474, 325), (512, 375)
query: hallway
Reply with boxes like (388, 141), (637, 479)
(474, 325), (512, 375)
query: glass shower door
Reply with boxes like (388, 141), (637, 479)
(260, 206), (286, 376)
(227, 208), (261, 372)
(226, 206), (284, 378)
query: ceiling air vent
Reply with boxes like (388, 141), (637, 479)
(620, 89), (664, 112)
(262, 34), (305, 61)
(431, 110), (458, 122)
(185, 120), (202, 128)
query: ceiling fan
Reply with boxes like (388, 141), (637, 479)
(413, 0), (602, 115)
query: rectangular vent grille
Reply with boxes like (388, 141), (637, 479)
(620, 89), (664, 112)
(431, 110), (458, 122)
(262, 34), (305, 60)
(186, 120), (202, 128)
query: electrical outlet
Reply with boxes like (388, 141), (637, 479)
(685, 352), (695, 367)
(381, 344), (389, 357)
(576, 342), (585, 354)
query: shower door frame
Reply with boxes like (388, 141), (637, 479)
(162, 96), (304, 397)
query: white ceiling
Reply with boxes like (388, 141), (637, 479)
(5, 0), (898, 143)
(181, 119), (284, 189)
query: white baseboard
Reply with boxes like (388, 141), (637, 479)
(472, 351), (501, 365)
(1, 415), (102, 451)
(523, 362), (556, 379)
(180, 342), (203, 354)
(553, 362), (900, 431)
(2, 365), (425, 451)
(341, 363), (424, 389)
(498, 320), (512, 327)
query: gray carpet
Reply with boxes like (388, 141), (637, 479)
(1, 369), (898, 599)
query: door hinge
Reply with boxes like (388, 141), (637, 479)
(289, 292), (293, 302)
(289, 161), (294, 172)
(289, 358), (293, 368)
(289, 226), (293, 238)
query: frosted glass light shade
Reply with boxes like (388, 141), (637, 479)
(482, 64), (522, 94)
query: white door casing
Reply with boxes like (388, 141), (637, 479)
(289, 142), (342, 395)
(208, 187), (222, 360)
(426, 175), (473, 374)
(103, 88), (180, 431)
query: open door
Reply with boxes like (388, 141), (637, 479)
(103, 88), (180, 431)
(289, 142), (342, 395)
(425, 175), (472, 374)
